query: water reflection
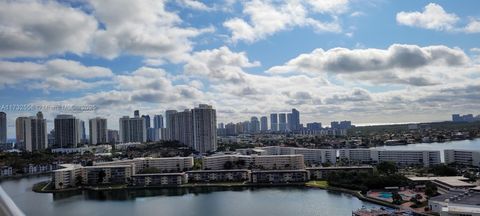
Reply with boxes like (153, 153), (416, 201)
(52, 186), (285, 201)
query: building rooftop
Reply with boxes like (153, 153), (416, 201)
(306, 166), (374, 170)
(407, 176), (475, 187)
(430, 190), (480, 206)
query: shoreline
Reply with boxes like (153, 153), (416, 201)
(27, 179), (436, 215)
(32, 180), (427, 214)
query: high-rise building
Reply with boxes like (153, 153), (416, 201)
(250, 117), (260, 134)
(165, 110), (178, 140)
(290, 108), (300, 131)
(79, 120), (87, 144)
(15, 116), (28, 149)
(134, 110), (140, 118)
(107, 130), (119, 144)
(225, 123), (236, 136)
(330, 121), (339, 129)
(306, 122), (322, 131)
(119, 111), (147, 143)
(260, 116), (268, 132)
(142, 115), (151, 141)
(54, 115), (81, 148)
(278, 113), (287, 132)
(0, 112), (6, 144)
(23, 112), (47, 152)
(153, 114), (164, 129)
(142, 115), (151, 129)
(192, 104), (217, 153)
(175, 109), (193, 147)
(89, 117), (107, 145)
(287, 113), (292, 131)
(270, 113), (278, 131)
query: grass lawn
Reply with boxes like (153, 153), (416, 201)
(305, 181), (328, 189)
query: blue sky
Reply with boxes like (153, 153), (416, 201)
(1, 0), (480, 138)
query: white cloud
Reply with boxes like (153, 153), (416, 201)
(223, 0), (341, 43)
(184, 46), (260, 83)
(396, 3), (459, 31)
(0, 59), (112, 89)
(267, 44), (471, 86)
(0, 0), (97, 58)
(304, 0), (349, 14)
(88, 0), (212, 61)
(176, 0), (212, 11)
(465, 19), (480, 33)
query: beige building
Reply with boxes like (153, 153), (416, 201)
(202, 154), (305, 170)
(95, 157), (194, 173)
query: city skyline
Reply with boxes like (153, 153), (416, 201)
(1, 1), (480, 138)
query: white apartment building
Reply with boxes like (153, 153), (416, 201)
(252, 155), (305, 170)
(202, 154), (305, 170)
(239, 146), (336, 165)
(94, 157), (194, 173)
(202, 154), (252, 170)
(53, 164), (83, 189)
(445, 149), (480, 167)
(339, 149), (372, 163)
(339, 149), (441, 167)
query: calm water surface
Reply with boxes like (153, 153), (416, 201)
(1, 175), (380, 216)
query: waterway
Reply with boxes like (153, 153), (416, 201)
(0, 175), (381, 216)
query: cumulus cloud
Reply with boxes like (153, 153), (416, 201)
(176, 0), (212, 11)
(223, 0), (342, 43)
(0, 59), (112, 89)
(304, 0), (349, 14)
(89, 0), (212, 61)
(184, 46), (260, 83)
(396, 3), (459, 31)
(396, 3), (480, 33)
(267, 44), (470, 86)
(0, 0), (97, 58)
(465, 19), (480, 33)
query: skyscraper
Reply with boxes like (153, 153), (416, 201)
(134, 110), (140, 118)
(89, 117), (108, 145)
(192, 104), (217, 153)
(260, 116), (268, 132)
(278, 113), (287, 132)
(175, 109), (194, 147)
(119, 114), (146, 143)
(54, 115), (81, 148)
(107, 129), (119, 144)
(23, 112), (47, 152)
(15, 116), (28, 149)
(287, 113), (292, 131)
(250, 116), (260, 134)
(165, 110), (178, 140)
(225, 123), (237, 136)
(290, 108), (300, 131)
(79, 120), (86, 144)
(153, 114), (164, 128)
(270, 113), (278, 131)
(142, 115), (151, 129)
(0, 112), (6, 144)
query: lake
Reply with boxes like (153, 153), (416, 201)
(0, 175), (380, 216)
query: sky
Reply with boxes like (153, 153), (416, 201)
(1, 0), (480, 138)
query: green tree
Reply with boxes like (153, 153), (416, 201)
(428, 164), (457, 176)
(377, 161), (397, 175)
(392, 191), (403, 205)
(97, 170), (106, 184)
(425, 182), (438, 197)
